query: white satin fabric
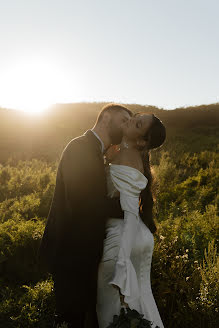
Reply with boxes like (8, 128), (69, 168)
(96, 164), (164, 328)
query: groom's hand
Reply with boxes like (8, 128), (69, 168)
(106, 197), (124, 219)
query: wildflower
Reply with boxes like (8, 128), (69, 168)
(32, 231), (42, 240)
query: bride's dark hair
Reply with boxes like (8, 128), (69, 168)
(137, 113), (166, 234)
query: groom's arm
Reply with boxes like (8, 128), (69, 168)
(105, 197), (124, 219)
(60, 139), (122, 220)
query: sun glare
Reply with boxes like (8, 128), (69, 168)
(0, 58), (68, 115)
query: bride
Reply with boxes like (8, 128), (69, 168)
(96, 113), (166, 328)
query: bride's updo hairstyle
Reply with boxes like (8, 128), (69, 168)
(136, 113), (166, 234)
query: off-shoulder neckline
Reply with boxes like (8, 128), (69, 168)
(109, 163), (148, 181)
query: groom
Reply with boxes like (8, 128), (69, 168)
(37, 103), (132, 328)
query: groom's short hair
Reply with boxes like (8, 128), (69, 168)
(96, 103), (133, 123)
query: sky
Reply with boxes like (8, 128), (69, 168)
(0, 0), (219, 113)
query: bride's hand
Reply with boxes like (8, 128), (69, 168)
(111, 284), (129, 307)
(111, 283), (120, 291)
(120, 294), (129, 308)
(105, 145), (120, 163)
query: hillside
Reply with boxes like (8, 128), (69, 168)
(0, 102), (218, 164)
(0, 102), (218, 327)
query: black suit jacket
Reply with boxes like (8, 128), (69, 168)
(37, 130), (123, 274)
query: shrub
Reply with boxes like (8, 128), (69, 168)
(0, 218), (45, 283)
(0, 277), (55, 328)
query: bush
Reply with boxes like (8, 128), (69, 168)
(0, 218), (45, 283)
(0, 146), (218, 327)
(0, 277), (55, 328)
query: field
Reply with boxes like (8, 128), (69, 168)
(0, 102), (218, 328)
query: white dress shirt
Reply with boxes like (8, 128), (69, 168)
(91, 129), (105, 154)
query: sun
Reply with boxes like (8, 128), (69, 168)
(0, 57), (68, 115)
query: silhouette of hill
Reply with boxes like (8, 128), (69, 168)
(0, 102), (218, 164)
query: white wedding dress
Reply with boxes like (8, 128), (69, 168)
(96, 164), (164, 328)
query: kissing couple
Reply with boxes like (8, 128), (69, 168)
(37, 103), (166, 328)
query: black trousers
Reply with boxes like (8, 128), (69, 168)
(52, 259), (100, 328)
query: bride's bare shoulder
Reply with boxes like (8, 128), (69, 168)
(111, 149), (144, 174)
